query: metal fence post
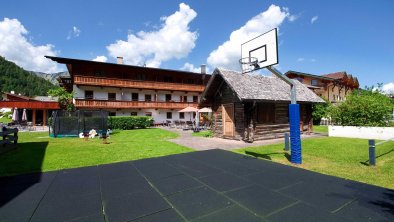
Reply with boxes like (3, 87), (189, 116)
(284, 133), (290, 151)
(369, 139), (376, 166)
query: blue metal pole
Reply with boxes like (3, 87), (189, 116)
(289, 104), (302, 164)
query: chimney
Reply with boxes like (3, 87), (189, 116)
(117, 56), (123, 64)
(200, 64), (206, 74)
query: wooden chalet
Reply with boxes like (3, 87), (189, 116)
(46, 56), (210, 124)
(285, 71), (359, 103)
(200, 68), (324, 142)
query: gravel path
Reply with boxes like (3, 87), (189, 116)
(163, 127), (325, 151)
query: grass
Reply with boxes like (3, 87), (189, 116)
(313, 125), (328, 133)
(235, 137), (394, 189)
(0, 128), (193, 177)
(192, 130), (213, 138)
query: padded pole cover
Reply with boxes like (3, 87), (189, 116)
(289, 104), (302, 164)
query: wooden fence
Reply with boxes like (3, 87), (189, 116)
(0, 128), (18, 154)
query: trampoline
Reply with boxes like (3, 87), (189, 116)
(49, 110), (108, 138)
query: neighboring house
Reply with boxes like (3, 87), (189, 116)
(46, 56), (210, 124)
(199, 68), (324, 142)
(0, 92), (60, 126)
(285, 71), (359, 103)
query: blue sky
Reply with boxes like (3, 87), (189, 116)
(0, 0), (393, 92)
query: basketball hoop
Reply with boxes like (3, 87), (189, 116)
(239, 57), (259, 73)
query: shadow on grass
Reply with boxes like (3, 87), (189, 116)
(245, 150), (291, 162)
(359, 148), (394, 166)
(0, 141), (48, 207)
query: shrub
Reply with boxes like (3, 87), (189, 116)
(329, 89), (393, 127)
(108, 116), (154, 130)
(312, 98), (331, 125)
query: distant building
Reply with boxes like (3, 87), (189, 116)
(200, 68), (324, 142)
(46, 56), (210, 124)
(285, 71), (359, 103)
(0, 92), (60, 126)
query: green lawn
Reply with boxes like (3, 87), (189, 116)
(192, 130), (213, 138)
(235, 137), (394, 189)
(313, 125), (328, 133)
(0, 128), (193, 177)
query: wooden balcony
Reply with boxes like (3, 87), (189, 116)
(75, 99), (198, 109)
(0, 101), (60, 109)
(74, 75), (205, 92)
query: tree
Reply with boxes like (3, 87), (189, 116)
(312, 98), (331, 125)
(48, 88), (75, 111)
(329, 86), (393, 127)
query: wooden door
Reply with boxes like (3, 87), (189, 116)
(222, 104), (234, 137)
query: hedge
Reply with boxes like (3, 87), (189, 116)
(108, 116), (154, 130)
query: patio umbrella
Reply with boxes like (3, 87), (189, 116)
(12, 108), (18, 122)
(178, 107), (198, 113)
(198, 107), (212, 113)
(22, 109), (27, 121)
(178, 106), (198, 124)
(197, 107), (212, 130)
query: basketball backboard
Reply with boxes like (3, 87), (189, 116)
(240, 28), (278, 73)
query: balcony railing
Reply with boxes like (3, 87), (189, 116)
(74, 75), (205, 92)
(75, 99), (198, 109)
(0, 101), (60, 109)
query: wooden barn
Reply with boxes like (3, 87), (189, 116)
(199, 68), (325, 142)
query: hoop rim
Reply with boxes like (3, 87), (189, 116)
(239, 57), (258, 65)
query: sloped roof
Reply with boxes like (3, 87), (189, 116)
(322, 71), (347, 79)
(202, 68), (325, 103)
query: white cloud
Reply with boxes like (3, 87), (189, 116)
(311, 16), (318, 24)
(0, 18), (60, 73)
(67, 26), (81, 40)
(107, 3), (197, 68)
(92, 55), (108, 62)
(181, 62), (210, 73)
(207, 5), (291, 70)
(297, 57), (316, 62)
(382, 82), (394, 94)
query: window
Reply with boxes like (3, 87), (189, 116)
(311, 79), (318, 86)
(109, 112), (116, 116)
(94, 70), (104, 77)
(132, 93), (139, 101)
(130, 112), (137, 116)
(193, 96), (198, 103)
(187, 79), (195, 84)
(179, 112), (185, 119)
(181, 96), (188, 102)
(167, 112), (172, 119)
(85, 91), (93, 99)
(145, 94), (152, 101)
(145, 112), (152, 117)
(108, 93), (116, 101)
(165, 94), (172, 101)
(136, 73), (145, 81)
(296, 77), (303, 83)
(164, 76), (173, 82)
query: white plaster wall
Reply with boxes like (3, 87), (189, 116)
(112, 109), (195, 124)
(328, 126), (394, 140)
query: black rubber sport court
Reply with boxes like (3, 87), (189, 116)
(0, 149), (393, 221)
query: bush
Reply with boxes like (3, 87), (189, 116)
(329, 89), (393, 127)
(108, 116), (154, 130)
(312, 99), (331, 125)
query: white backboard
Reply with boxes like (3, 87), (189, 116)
(241, 28), (278, 73)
